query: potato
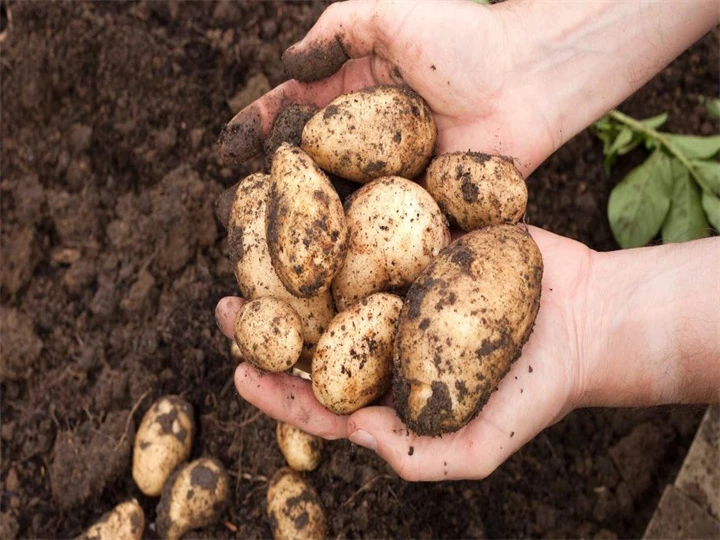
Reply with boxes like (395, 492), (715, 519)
(228, 173), (335, 361)
(393, 225), (543, 436)
(79, 499), (144, 540)
(267, 143), (348, 297)
(276, 422), (324, 471)
(234, 297), (304, 372)
(267, 468), (326, 540)
(312, 293), (403, 414)
(156, 457), (229, 540)
(332, 177), (450, 311)
(425, 152), (527, 231)
(302, 85), (436, 183)
(132, 396), (195, 497)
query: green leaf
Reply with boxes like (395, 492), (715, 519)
(608, 127), (634, 156)
(706, 98), (720, 120)
(692, 160), (720, 196)
(640, 112), (668, 130)
(665, 134), (720, 160)
(701, 192), (720, 232)
(661, 161), (709, 243)
(608, 150), (674, 248)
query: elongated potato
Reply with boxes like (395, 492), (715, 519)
(132, 396), (195, 497)
(156, 457), (230, 540)
(267, 468), (326, 540)
(276, 422), (324, 471)
(425, 152), (527, 231)
(332, 177), (450, 311)
(234, 297), (303, 372)
(267, 144), (348, 297)
(302, 86), (436, 183)
(394, 225), (543, 436)
(313, 293), (403, 414)
(228, 173), (335, 362)
(79, 499), (144, 540)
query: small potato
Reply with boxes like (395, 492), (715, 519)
(312, 293), (403, 414)
(267, 468), (326, 540)
(156, 457), (230, 540)
(276, 422), (324, 471)
(394, 225), (543, 436)
(234, 297), (304, 372)
(302, 85), (436, 183)
(332, 177), (450, 311)
(79, 499), (144, 540)
(227, 173), (335, 361)
(425, 152), (528, 231)
(267, 143), (348, 297)
(132, 396), (195, 497)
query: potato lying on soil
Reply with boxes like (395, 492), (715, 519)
(276, 422), (324, 471)
(156, 457), (229, 540)
(394, 225), (543, 436)
(267, 468), (326, 540)
(332, 177), (450, 311)
(79, 499), (144, 540)
(267, 143), (348, 297)
(302, 85), (436, 183)
(313, 293), (403, 414)
(228, 172), (335, 361)
(234, 297), (304, 372)
(132, 396), (194, 497)
(425, 152), (527, 231)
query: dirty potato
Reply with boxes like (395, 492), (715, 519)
(267, 468), (326, 540)
(302, 86), (436, 183)
(79, 499), (144, 540)
(156, 457), (230, 540)
(313, 293), (403, 414)
(276, 422), (324, 472)
(394, 225), (543, 436)
(228, 172), (335, 361)
(267, 143), (348, 297)
(332, 177), (450, 311)
(132, 396), (195, 497)
(425, 152), (527, 231)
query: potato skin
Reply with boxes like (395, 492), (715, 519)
(332, 177), (450, 311)
(276, 422), (324, 471)
(302, 86), (436, 183)
(156, 457), (229, 540)
(267, 144), (348, 297)
(267, 468), (326, 540)
(132, 396), (195, 497)
(425, 152), (527, 231)
(228, 172), (335, 361)
(393, 225), (543, 436)
(235, 297), (303, 372)
(79, 499), (144, 540)
(312, 293), (403, 414)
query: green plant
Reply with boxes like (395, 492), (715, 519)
(593, 103), (720, 248)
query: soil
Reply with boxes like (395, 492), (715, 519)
(0, 2), (717, 539)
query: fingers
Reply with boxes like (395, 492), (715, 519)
(215, 296), (244, 339)
(234, 363), (348, 440)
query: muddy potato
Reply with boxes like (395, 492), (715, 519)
(425, 152), (527, 231)
(234, 297), (304, 372)
(394, 225), (543, 436)
(332, 177), (450, 311)
(267, 468), (326, 540)
(132, 396), (195, 497)
(156, 457), (229, 540)
(276, 422), (324, 471)
(313, 293), (403, 414)
(228, 173), (335, 361)
(79, 499), (144, 540)
(302, 86), (436, 183)
(267, 144), (348, 297)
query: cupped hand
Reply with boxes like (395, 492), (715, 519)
(215, 226), (594, 481)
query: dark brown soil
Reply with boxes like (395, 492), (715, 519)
(0, 2), (716, 538)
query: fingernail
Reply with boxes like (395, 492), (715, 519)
(349, 429), (377, 452)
